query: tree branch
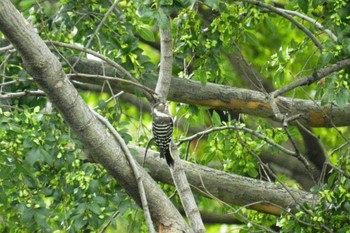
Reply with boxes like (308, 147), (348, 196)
(277, 8), (337, 42)
(241, 0), (323, 50)
(156, 27), (173, 103)
(133, 145), (318, 215)
(70, 57), (350, 127)
(0, 90), (45, 99)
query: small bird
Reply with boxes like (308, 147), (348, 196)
(151, 102), (174, 166)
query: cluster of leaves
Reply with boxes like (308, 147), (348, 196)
(280, 173), (350, 232)
(0, 107), (137, 232)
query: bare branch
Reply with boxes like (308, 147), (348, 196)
(133, 145), (318, 215)
(46, 41), (155, 102)
(0, 44), (13, 53)
(0, 90), (45, 99)
(67, 73), (156, 96)
(156, 28), (173, 102)
(277, 8), (338, 42)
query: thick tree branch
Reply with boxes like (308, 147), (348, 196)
(0, 1), (191, 231)
(132, 146), (318, 216)
(70, 57), (350, 127)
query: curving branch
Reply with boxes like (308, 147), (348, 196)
(47, 41), (155, 102)
(241, 0), (323, 50)
(277, 8), (338, 42)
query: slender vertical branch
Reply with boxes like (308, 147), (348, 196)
(155, 27), (173, 102)
(156, 18), (205, 232)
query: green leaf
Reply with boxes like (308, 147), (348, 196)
(205, 0), (219, 9)
(211, 110), (221, 126)
(335, 88), (349, 109)
(247, 168), (258, 178)
(160, 0), (173, 6)
(89, 203), (101, 215)
(138, 27), (155, 42)
(244, 31), (258, 47)
(22, 206), (34, 222)
(74, 217), (87, 230)
(26, 148), (45, 165)
(275, 70), (285, 86)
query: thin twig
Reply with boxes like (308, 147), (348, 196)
(178, 125), (297, 156)
(72, 0), (120, 68)
(0, 44), (13, 53)
(67, 73), (156, 95)
(99, 210), (120, 233)
(45, 41), (155, 102)
(92, 110), (156, 233)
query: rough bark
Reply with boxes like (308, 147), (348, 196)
(0, 1), (191, 232)
(68, 57), (350, 127)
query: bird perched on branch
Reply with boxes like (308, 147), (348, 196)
(151, 102), (174, 166)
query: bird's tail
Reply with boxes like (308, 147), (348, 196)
(162, 148), (174, 166)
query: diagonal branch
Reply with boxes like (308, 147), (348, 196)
(277, 8), (337, 42)
(241, 0), (323, 50)
(271, 58), (350, 97)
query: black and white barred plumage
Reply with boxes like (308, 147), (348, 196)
(151, 102), (174, 166)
